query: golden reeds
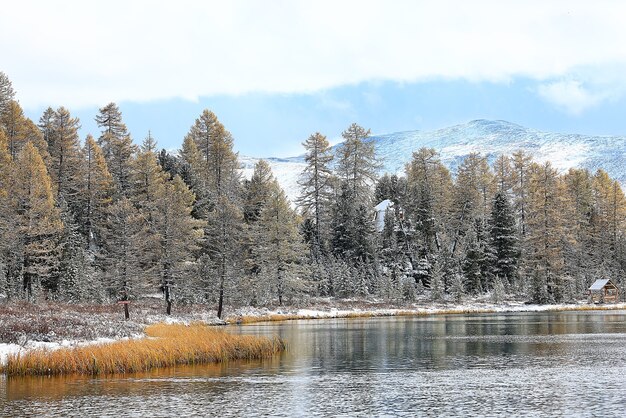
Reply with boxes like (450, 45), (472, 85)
(2, 323), (285, 377)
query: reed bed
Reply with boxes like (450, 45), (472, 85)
(2, 323), (285, 377)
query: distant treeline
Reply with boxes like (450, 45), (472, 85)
(0, 71), (624, 316)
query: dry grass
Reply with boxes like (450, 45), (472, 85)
(2, 323), (285, 376)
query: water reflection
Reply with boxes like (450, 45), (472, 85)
(2, 311), (626, 417)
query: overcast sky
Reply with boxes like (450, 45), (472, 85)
(3, 1), (626, 156)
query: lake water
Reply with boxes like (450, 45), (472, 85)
(2, 311), (626, 417)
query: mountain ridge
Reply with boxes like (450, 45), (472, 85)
(241, 120), (626, 202)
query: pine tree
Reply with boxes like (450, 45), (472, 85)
(95, 103), (137, 195)
(297, 132), (334, 259)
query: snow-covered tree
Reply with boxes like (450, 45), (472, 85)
(297, 132), (334, 260)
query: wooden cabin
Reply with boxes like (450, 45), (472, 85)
(587, 279), (620, 304)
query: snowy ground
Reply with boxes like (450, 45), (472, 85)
(229, 298), (626, 322)
(1, 297), (624, 366)
(0, 300), (225, 366)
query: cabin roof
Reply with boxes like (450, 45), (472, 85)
(589, 279), (616, 291)
(374, 199), (393, 211)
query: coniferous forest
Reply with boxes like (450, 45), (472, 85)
(1, 71), (625, 317)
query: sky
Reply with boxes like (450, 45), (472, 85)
(3, 1), (626, 157)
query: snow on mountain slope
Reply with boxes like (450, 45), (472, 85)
(240, 155), (307, 203)
(242, 120), (626, 203)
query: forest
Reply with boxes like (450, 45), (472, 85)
(0, 72), (625, 317)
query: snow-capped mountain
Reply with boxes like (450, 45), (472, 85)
(242, 120), (626, 203)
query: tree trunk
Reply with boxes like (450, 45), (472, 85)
(165, 284), (172, 315)
(217, 258), (225, 319)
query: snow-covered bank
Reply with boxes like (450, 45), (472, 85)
(227, 300), (626, 324)
(2, 299), (625, 367)
(0, 301), (225, 366)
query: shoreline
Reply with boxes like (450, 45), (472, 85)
(1, 299), (625, 367)
(227, 301), (626, 324)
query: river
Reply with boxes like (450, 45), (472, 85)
(2, 311), (626, 417)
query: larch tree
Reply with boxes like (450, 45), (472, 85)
(563, 168), (594, 290)
(336, 123), (379, 205)
(46, 107), (84, 213)
(81, 135), (114, 250)
(13, 143), (63, 299)
(297, 132), (334, 260)
(184, 109), (243, 319)
(0, 71), (15, 118)
(0, 130), (14, 296)
(95, 103), (137, 195)
(526, 162), (568, 302)
(131, 136), (169, 214)
(590, 170), (626, 275)
(152, 175), (205, 314)
(405, 148), (453, 254)
(511, 150), (533, 237)
(493, 154), (514, 194)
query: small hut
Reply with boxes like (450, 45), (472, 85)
(587, 279), (620, 304)
(373, 199), (393, 232)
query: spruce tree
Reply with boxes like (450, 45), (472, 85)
(489, 192), (520, 286)
(252, 181), (306, 305)
(100, 197), (149, 300)
(244, 159), (275, 223)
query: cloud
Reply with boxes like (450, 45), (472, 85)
(3, 1), (626, 110)
(537, 80), (605, 115)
